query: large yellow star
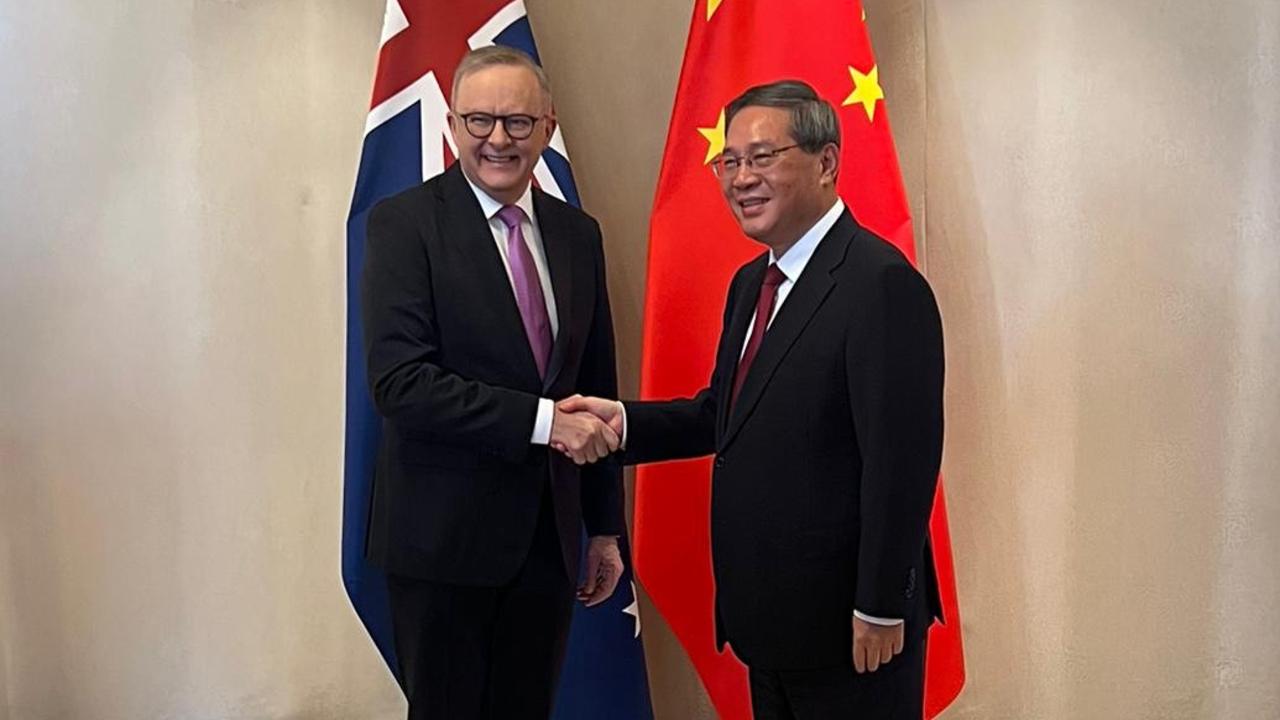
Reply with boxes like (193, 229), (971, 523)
(843, 64), (884, 122)
(708, 0), (724, 20)
(697, 108), (726, 165)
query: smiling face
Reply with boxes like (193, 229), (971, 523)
(448, 63), (555, 204)
(720, 105), (839, 256)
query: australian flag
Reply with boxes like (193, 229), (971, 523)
(342, 2), (653, 718)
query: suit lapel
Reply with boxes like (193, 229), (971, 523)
(716, 256), (768, 442)
(533, 190), (573, 393)
(441, 165), (542, 385)
(721, 212), (856, 449)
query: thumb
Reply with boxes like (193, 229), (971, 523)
(557, 394), (585, 412)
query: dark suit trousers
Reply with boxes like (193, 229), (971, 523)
(386, 487), (574, 720)
(748, 635), (927, 720)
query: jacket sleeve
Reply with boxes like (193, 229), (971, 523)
(621, 392), (717, 465)
(619, 268), (744, 465)
(361, 198), (539, 464)
(848, 263), (945, 619)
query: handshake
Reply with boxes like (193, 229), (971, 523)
(548, 395), (625, 465)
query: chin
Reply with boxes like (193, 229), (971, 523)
(738, 219), (773, 244)
(479, 170), (525, 195)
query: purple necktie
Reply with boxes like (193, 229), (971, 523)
(497, 205), (553, 379)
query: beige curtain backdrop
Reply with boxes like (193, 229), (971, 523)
(1, 1), (1276, 719)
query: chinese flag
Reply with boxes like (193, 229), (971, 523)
(632, 1), (965, 718)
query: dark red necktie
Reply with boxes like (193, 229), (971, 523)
(730, 263), (787, 409)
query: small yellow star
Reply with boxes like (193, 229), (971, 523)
(708, 0), (724, 20)
(697, 108), (726, 165)
(843, 64), (884, 122)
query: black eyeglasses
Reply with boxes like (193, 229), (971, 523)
(710, 144), (800, 177)
(456, 112), (545, 140)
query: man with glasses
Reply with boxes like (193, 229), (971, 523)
(360, 45), (624, 719)
(561, 80), (945, 718)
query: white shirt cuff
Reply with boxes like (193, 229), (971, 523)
(617, 401), (628, 449)
(854, 610), (903, 626)
(531, 398), (554, 444)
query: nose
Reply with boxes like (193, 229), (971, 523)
(730, 162), (759, 189)
(488, 121), (513, 147)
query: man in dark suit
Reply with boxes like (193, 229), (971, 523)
(361, 46), (625, 720)
(561, 80), (945, 719)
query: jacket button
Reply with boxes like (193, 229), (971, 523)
(714, 456), (725, 469)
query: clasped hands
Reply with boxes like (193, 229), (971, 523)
(549, 395), (623, 464)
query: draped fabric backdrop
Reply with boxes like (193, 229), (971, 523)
(1, 1), (1277, 719)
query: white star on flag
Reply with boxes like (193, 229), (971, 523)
(622, 581), (641, 638)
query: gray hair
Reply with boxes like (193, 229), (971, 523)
(725, 80), (841, 152)
(451, 45), (553, 109)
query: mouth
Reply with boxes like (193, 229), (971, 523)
(481, 153), (520, 168)
(737, 197), (769, 217)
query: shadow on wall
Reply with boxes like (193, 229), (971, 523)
(922, 11), (1036, 716)
(923, 1), (1275, 717)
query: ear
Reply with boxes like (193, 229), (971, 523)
(447, 112), (462, 146)
(819, 143), (840, 186)
(542, 109), (558, 144)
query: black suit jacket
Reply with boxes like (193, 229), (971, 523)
(361, 163), (624, 587)
(623, 210), (944, 670)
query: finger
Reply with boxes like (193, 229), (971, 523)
(586, 566), (619, 607)
(576, 561), (600, 599)
(866, 641), (881, 673)
(853, 641), (866, 674)
(589, 425), (609, 460)
(573, 429), (594, 459)
(584, 576), (606, 605)
(892, 632), (905, 656)
(579, 434), (599, 464)
(601, 424), (620, 452)
(601, 567), (621, 598)
(880, 641), (894, 666)
(597, 420), (615, 453)
(580, 569), (599, 599)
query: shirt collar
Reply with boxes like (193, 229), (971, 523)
(464, 174), (536, 224)
(770, 199), (845, 283)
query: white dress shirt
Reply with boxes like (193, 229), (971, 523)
(739, 199), (845, 355)
(463, 177), (558, 445)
